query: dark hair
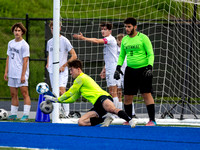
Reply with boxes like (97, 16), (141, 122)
(124, 17), (137, 26)
(68, 59), (83, 70)
(49, 21), (53, 28)
(49, 20), (62, 28)
(100, 22), (112, 30)
(11, 22), (27, 35)
(116, 33), (125, 40)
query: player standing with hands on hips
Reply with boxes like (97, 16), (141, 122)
(4, 23), (31, 121)
(114, 17), (156, 126)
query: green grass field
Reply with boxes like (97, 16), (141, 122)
(1, 0), (198, 19)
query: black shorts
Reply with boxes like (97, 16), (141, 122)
(89, 95), (113, 118)
(124, 66), (153, 95)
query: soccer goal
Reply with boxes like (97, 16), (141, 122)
(52, 0), (200, 125)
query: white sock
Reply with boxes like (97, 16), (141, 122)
(113, 97), (119, 108)
(132, 102), (135, 115)
(118, 101), (123, 110)
(63, 104), (70, 116)
(23, 105), (31, 116)
(11, 105), (19, 115)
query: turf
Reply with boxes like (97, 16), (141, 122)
(0, 122), (200, 150)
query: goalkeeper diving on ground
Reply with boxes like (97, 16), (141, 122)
(44, 59), (137, 128)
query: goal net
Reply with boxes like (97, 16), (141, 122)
(54, 0), (200, 125)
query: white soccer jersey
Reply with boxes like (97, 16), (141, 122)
(117, 45), (127, 73)
(103, 34), (118, 71)
(7, 39), (30, 79)
(117, 45), (127, 88)
(46, 35), (73, 73)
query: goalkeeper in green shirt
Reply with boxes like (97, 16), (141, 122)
(114, 17), (156, 126)
(46, 59), (136, 127)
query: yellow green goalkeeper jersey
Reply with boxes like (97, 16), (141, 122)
(57, 72), (111, 105)
(117, 32), (154, 69)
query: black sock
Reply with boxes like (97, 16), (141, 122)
(118, 110), (131, 122)
(90, 117), (104, 126)
(146, 104), (155, 122)
(124, 104), (132, 118)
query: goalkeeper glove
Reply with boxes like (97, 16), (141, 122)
(44, 95), (58, 103)
(143, 65), (153, 78)
(114, 65), (123, 80)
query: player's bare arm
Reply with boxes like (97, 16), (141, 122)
(46, 55), (49, 69)
(21, 57), (29, 83)
(100, 66), (106, 79)
(4, 56), (9, 81)
(60, 48), (77, 72)
(73, 32), (105, 44)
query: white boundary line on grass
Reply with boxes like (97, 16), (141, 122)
(53, 118), (200, 126)
(0, 146), (52, 150)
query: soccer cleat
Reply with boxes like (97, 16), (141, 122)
(20, 115), (29, 121)
(146, 120), (157, 126)
(8, 115), (17, 120)
(100, 116), (113, 127)
(129, 119), (137, 128)
(123, 121), (129, 125)
(113, 114), (119, 119)
(132, 114), (138, 118)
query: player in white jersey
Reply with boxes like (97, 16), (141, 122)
(4, 23), (31, 121)
(116, 34), (126, 109)
(46, 21), (77, 117)
(73, 22), (120, 108)
(116, 34), (137, 122)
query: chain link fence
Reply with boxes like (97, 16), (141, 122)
(0, 16), (51, 100)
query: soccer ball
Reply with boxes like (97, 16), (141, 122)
(40, 100), (54, 114)
(0, 109), (8, 120)
(36, 82), (49, 94)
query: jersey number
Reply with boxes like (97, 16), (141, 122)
(11, 53), (15, 59)
(130, 51), (133, 56)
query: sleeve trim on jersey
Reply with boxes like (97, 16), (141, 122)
(103, 38), (108, 44)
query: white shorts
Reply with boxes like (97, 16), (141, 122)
(120, 74), (124, 89)
(116, 78), (122, 89)
(49, 69), (68, 88)
(117, 74), (124, 89)
(8, 78), (28, 88)
(105, 69), (117, 87)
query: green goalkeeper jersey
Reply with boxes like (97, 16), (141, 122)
(58, 72), (110, 105)
(117, 32), (154, 69)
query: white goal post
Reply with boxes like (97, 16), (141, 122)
(52, 0), (60, 123)
(51, 0), (200, 125)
